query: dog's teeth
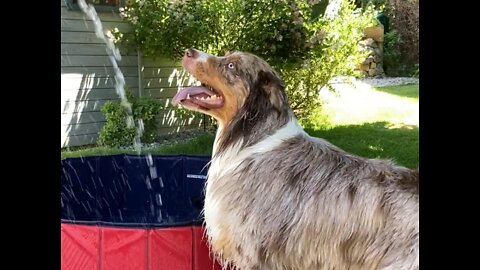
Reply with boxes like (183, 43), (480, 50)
(187, 94), (190, 99)
(200, 97), (205, 100)
(205, 96), (211, 100)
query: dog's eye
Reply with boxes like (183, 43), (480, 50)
(227, 62), (235, 69)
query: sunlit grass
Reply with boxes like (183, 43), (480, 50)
(313, 83), (419, 128)
(302, 83), (419, 168)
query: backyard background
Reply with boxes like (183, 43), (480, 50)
(61, 0), (419, 168)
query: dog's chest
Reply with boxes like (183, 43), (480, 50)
(203, 147), (247, 243)
(203, 120), (305, 263)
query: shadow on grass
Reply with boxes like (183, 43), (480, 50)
(163, 122), (419, 169)
(305, 121), (419, 169)
(374, 84), (419, 99)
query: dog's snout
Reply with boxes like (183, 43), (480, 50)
(185, 48), (197, 58)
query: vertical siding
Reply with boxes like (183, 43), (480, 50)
(141, 57), (210, 135)
(61, 0), (139, 147)
(61, 0), (210, 148)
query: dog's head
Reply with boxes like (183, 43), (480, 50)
(172, 48), (289, 128)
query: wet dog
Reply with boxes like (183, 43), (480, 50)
(173, 48), (419, 270)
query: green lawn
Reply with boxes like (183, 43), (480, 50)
(303, 83), (419, 168)
(62, 83), (419, 168)
(306, 121), (418, 168)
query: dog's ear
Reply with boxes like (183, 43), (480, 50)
(224, 50), (232, 56)
(257, 70), (285, 112)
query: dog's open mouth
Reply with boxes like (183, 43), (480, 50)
(172, 83), (224, 110)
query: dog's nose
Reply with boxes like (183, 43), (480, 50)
(185, 48), (197, 58)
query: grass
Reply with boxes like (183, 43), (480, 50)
(303, 83), (419, 168)
(306, 122), (418, 168)
(61, 134), (215, 159)
(62, 83), (419, 168)
(374, 84), (419, 99)
(147, 134), (215, 155)
(312, 83), (418, 128)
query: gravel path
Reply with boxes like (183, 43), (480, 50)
(356, 77), (419, 87)
(330, 76), (419, 87)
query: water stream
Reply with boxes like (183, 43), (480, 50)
(77, 0), (161, 209)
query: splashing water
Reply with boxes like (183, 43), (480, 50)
(78, 0), (158, 185)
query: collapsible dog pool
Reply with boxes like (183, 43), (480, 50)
(61, 154), (222, 270)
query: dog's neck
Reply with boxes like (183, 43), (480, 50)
(212, 108), (295, 157)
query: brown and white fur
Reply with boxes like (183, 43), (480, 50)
(173, 48), (419, 270)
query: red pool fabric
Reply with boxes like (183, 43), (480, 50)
(61, 224), (100, 270)
(101, 227), (147, 270)
(192, 226), (224, 270)
(149, 227), (192, 270)
(61, 224), (224, 270)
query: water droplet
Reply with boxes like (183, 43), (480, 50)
(87, 161), (94, 172)
(109, 188), (116, 200)
(146, 155), (153, 167)
(98, 176), (104, 188)
(122, 174), (132, 191)
(149, 166), (158, 180)
(145, 176), (152, 190)
(157, 210), (163, 223)
(137, 119), (144, 134)
(156, 194), (163, 206)
(102, 197), (110, 208)
(158, 177), (164, 188)
(85, 201), (93, 213)
(150, 201), (155, 216)
(67, 163), (81, 183)
(91, 176), (98, 190)
(133, 137), (142, 153)
(118, 209), (123, 221)
(126, 115), (134, 128)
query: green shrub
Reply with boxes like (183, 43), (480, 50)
(385, 0), (418, 69)
(97, 100), (136, 147)
(98, 90), (163, 147)
(279, 0), (375, 119)
(115, 0), (311, 65)
(382, 29), (402, 76)
(412, 64), (419, 78)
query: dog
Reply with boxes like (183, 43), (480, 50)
(172, 48), (419, 270)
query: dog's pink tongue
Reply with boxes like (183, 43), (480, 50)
(172, 86), (213, 106)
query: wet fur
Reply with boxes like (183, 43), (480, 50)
(182, 49), (419, 270)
